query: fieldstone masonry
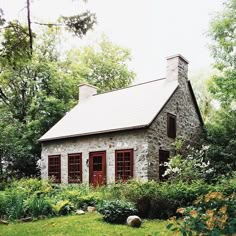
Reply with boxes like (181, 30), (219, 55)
(41, 129), (149, 184)
(41, 54), (203, 183)
(146, 55), (202, 180)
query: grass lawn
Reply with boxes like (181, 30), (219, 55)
(0, 213), (173, 236)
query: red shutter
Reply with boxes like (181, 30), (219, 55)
(48, 155), (61, 183)
(68, 153), (82, 183)
(115, 149), (133, 181)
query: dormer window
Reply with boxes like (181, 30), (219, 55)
(167, 113), (176, 138)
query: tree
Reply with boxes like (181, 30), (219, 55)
(65, 36), (136, 93)
(206, 107), (236, 179)
(1, 1), (96, 55)
(0, 26), (76, 177)
(204, 0), (236, 179)
(0, 28), (135, 178)
(190, 70), (215, 123)
(208, 0), (236, 107)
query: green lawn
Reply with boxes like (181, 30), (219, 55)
(0, 213), (173, 236)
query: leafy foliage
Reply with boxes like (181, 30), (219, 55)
(51, 200), (74, 216)
(104, 180), (215, 219)
(208, 0), (236, 107)
(1, 178), (236, 222)
(201, 0), (236, 181)
(168, 192), (236, 235)
(62, 11), (97, 37)
(23, 194), (52, 218)
(162, 139), (214, 183)
(205, 108), (236, 180)
(98, 200), (138, 224)
(65, 36), (136, 93)
(0, 24), (134, 178)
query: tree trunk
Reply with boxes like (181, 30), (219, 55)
(26, 0), (33, 55)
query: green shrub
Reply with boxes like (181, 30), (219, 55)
(23, 194), (52, 217)
(0, 191), (8, 218)
(6, 192), (26, 219)
(98, 200), (138, 224)
(2, 177), (236, 222)
(58, 185), (103, 209)
(51, 200), (74, 215)
(113, 180), (214, 219)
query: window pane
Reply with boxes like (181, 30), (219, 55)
(167, 114), (176, 138)
(48, 155), (60, 183)
(68, 154), (82, 183)
(93, 156), (102, 171)
(115, 150), (133, 181)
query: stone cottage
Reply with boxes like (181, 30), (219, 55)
(39, 54), (203, 185)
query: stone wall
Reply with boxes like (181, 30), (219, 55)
(41, 129), (149, 184)
(146, 56), (203, 180)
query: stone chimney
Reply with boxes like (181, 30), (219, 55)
(166, 54), (189, 85)
(79, 84), (97, 102)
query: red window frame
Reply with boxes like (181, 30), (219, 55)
(167, 113), (177, 138)
(115, 149), (134, 181)
(68, 153), (82, 183)
(48, 155), (61, 183)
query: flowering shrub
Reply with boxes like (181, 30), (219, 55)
(167, 192), (236, 235)
(163, 145), (214, 183)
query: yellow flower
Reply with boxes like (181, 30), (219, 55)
(206, 220), (214, 230)
(219, 206), (227, 214)
(189, 210), (198, 218)
(176, 208), (186, 214)
(220, 214), (228, 223)
(204, 192), (223, 202)
(206, 209), (215, 217)
(194, 196), (202, 205)
(169, 216), (176, 221)
(206, 216), (216, 230)
(218, 215), (228, 229)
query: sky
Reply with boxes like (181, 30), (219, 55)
(0, 0), (223, 83)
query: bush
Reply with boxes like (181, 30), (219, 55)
(59, 186), (103, 210)
(114, 180), (214, 219)
(23, 194), (52, 217)
(2, 177), (236, 221)
(168, 192), (236, 235)
(51, 200), (74, 215)
(98, 200), (138, 224)
(5, 191), (26, 219)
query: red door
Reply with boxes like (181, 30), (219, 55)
(89, 151), (106, 186)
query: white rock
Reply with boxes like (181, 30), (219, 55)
(127, 215), (142, 228)
(87, 206), (96, 212)
(75, 210), (85, 215)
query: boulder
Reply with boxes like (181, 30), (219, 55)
(127, 215), (142, 228)
(87, 206), (96, 212)
(75, 209), (85, 215)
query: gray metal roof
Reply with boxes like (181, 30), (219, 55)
(39, 79), (178, 141)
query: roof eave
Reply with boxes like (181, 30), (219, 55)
(187, 81), (204, 125)
(39, 124), (149, 142)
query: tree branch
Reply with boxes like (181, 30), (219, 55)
(32, 21), (63, 27)
(0, 87), (10, 105)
